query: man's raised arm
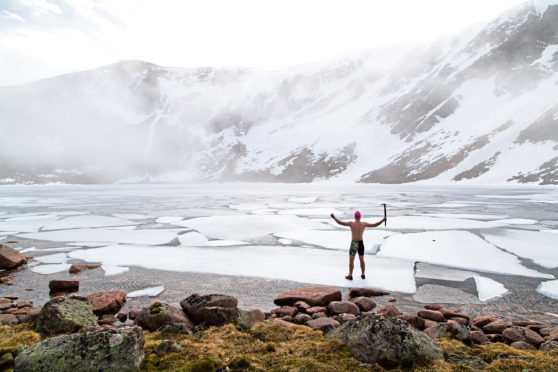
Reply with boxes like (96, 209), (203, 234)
(330, 213), (351, 226)
(364, 217), (386, 228)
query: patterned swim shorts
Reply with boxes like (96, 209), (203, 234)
(349, 240), (364, 256)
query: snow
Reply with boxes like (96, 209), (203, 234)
(156, 216), (184, 223)
(33, 253), (68, 264)
(378, 230), (552, 278)
(179, 232), (209, 246)
(536, 279), (558, 300)
(492, 218), (537, 225)
(473, 275), (508, 301)
(17, 228), (178, 245)
(288, 197), (317, 203)
(274, 229), (392, 252)
(278, 238), (292, 245)
(31, 264), (71, 274)
(69, 244), (416, 292)
(41, 215), (135, 230)
(482, 229), (558, 268)
(102, 264), (129, 276)
(68, 241), (108, 247)
(278, 208), (344, 216)
(174, 215), (328, 241)
(127, 285), (164, 298)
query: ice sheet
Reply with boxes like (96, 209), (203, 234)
(68, 242), (108, 247)
(102, 264), (129, 276)
(127, 285), (164, 298)
(493, 219), (537, 225)
(278, 238), (292, 245)
(0, 214), (60, 233)
(31, 264), (71, 274)
(33, 253), (68, 264)
(42, 215), (134, 230)
(156, 216), (184, 223)
(19, 247), (37, 253)
(278, 208), (343, 216)
(69, 244), (417, 292)
(482, 230), (558, 268)
(174, 215), (328, 241)
(473, 275), (508, 301)
(179, 232), (209, 246)
(378, 231), (552, 278)
(208, 240), (247, 246)
(418, 213), (508, 220)
(18, 228), (178, 245)
(275, 229), (392, 252)
(113, 213), (151, 219)
(378, 216), (501, 230)
(288, 197), (317, 203)
(537, 280), (558, 300)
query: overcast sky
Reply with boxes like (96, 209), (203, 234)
(0, 0), (528, 86)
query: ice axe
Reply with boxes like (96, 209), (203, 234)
(381, 203), (387, 226)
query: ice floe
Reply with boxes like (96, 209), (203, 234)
(33, 253), (68, 264)
(274, 229), (393, 252)
(482, 229), (558, 268)
(174, 215), (328, 241)
(287, 197), (317, 203)
(18, 228), (178, 245)
(127, 285), (164, 298)
(377, 216), (502, 230)
(473, 275), (508, 301)
(19, 247), (37, 253)
(378, 231), (552, 278)
(493, 218), (537, 225)
(537, 280), (558, 300)
(179, 232), (209, 246)
(102, 264), (129, 276)
(278, 208), (343, 216)
(113, 213), (151, 220)
(0, 214), (60, 233)
(278, 238), (292, 245)
(156, 216), (184, 224)
(418, 213), (508, 220)
(31, 264), (71, 274)
(208, 240), (247, 246)
(41, 215), (135, 230)
(68, 244), (416, 292)
(68, 242), (109, 247)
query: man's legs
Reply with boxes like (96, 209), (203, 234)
(347, 255), (355, 279)
(358, 254), (365, 278)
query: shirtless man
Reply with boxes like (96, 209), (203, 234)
(330, 211), (386, 280)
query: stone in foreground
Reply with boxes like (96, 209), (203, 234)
(14, 326), (144, 372)
(35, 297), (97, 337)
(87, 291), (127, 315)
(274, 286), (341, 307)
(135, 302), (193, 331)
(48, 280), (79, 294)
(0, 245), (26, 269)
(180, 293), (239, 326)
(326, 314), (443, 368)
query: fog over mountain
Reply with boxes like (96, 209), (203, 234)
(1, 0), (557, 185)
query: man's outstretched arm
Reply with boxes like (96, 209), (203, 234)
(330, 213), (351, 226)
(364, 217), (386, 227)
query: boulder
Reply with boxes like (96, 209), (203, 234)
(470, 330), (490, 345)
(293, 313), (312, 325)
(281, 316), (293, 322)
(424, 322), (470, 342)
(0, 245), (26, 269)
(417, 310), (445, 322)
(180, 294), (239, 326)
(48, 280), (79, 293)
(486, 334), (503, 343)
(271, 306), (297, 317)
(548, 327), (558, 342)
(20, 308), (41, 324)
(306, 317), (340, 333)
(471, 315), (499, 328)
(129, 310), (138, 320)
(328, 301), (360, 316)
(306, 306), (328, 315)
(311, 312), (327, 319)
(155, 340), (183, 356)
(274, 286), (341, 306)
(135, 302), (193, 331)
(512, 320), (540, 327)
(351, 297), (376, 312)
(293, 301), (310, 312)
(270, 318), (295, 327)
(348, 288), (390, 298)
(87, 291), (127, 315)
(439, 308), (469, 322)
(117, 312), (128, 322)
(334, 313), (357, 324)
(69, 264), (102, 274)
(483, 319), (512, 334)
(502, 326), (526, 343)
(449, 317), (469, 326)
(17, 300), (33, 308)
(14, 326), (144, 372)
(540, 341), (558, 351)
(0, 313), (18, 325)
(327, 314), (443, 368)
(524, 328), (545, 346)
(396, 314), (425, 330)
(237, 309), (265, 330)
(424, 304), (443, 310)
(98, 315), (117, 325)
(376, 304), (402, 317)
(35, 297), (97, 337)
(510, 341), (536, 351)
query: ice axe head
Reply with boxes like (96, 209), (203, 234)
(381, 203), (387, 226)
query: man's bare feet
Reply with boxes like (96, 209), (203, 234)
(345, 275), (353, 280)
(361, 274), (366, 279)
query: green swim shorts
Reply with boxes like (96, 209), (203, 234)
(349, 240), (365, 256)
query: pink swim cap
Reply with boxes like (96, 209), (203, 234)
(354, 211), (361, 219)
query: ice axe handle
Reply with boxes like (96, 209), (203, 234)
(382, 203), (387, 226)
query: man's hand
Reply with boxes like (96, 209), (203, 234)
(330, 213), (335, 218)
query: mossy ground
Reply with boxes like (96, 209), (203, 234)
(1, 322), (557, 371)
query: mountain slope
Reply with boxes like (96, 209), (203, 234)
(0, 0), (557, 185)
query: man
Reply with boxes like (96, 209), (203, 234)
(330, 211), (386, 280)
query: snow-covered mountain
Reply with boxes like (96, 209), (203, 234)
(1, 0), (557, 185)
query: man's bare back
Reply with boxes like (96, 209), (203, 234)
(330, 213), (385, 240)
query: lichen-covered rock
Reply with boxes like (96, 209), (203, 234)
(274, 286), (341, 306)
(180, 294), (239, 326)
(135, 302), (193, 331)
(540, 340), (558, 351)
(161, 323), (193, 337)
(327, 314), (443, 368)
(236, 309), (265, 330)
(155, 340), (183, 356)
(14, 326), (144, 372)
(0, 245), (26, 269)
(35, 297), (97, 337)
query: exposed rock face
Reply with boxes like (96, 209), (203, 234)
(0, 245), (26, 269)
(87, 291), (127, 315)
(135, 302), (193, 331)
(274, 286), (342, 307)
(14, 326), (144, 372)
(180, 294), (239, 326)
(69, 264), (102, 274)
(327, 314), (443, 368)
(35, 297), (97, 337)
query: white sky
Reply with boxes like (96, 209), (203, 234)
(0, 0), (527, 86)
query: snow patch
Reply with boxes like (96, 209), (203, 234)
(102, 264), (129, 276)
(127, 285), (164, 298)
(179, 232), (210, 246)
(18, 228), (178, 245)
(473, 275), (508, 301)
(33, 253), (68, 264)
(537, 279), (558, 300)
(31, 264), (71, 274)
